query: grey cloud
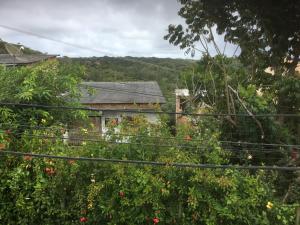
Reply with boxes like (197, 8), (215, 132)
(0, 0), (235, 58)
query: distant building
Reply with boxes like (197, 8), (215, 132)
(0, 40), (57, 67)
(79, 81), (166, 134)
(0, 54), (57, 67)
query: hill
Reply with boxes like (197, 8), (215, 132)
(0, 39), (195, 110)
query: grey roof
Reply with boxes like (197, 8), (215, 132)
(0, 54), (57, 65)
(80, 81), (166, 104)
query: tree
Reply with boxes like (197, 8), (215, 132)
(0, 59), (86, 128)
(165, 0), (300, 74)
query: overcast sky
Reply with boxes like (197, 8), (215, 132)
(0, 0), (237, 58)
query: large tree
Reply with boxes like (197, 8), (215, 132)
(165, 0), (300, 74)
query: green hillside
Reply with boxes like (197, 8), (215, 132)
(1, 39), (195, 110)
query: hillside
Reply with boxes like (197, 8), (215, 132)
(1, 39), (195, 110)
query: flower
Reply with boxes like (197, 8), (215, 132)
(23, 155), (33, 161)
(247, 154), (253, 160)
(91, 178), (96, 183)
(81, 128), (88, 134)
(68, 160), (75, 165)
(153, 217), (160, 224)
(0, 143), (6, 150)
(119, 191), (125, 198)
(80, 217), (88, 222)
(41, 119), (47, 124)
(266, 201), (273, 209)
(82, 141), (87, 146)
(184, 135), (192, 141)
(45, 167), (56, 176)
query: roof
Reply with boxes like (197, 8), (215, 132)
(0, 54), (57, 65)
(80, 81), (166, 104)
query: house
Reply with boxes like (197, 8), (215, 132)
(0, 54), (57, 67)
(79, 81), (166, 134)
(0, 40), (57, 67)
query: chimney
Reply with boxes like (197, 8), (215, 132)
(175, 89), (189, 124)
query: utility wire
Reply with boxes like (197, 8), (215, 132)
(0, 24), (182, 73)
(0, 150), (298, 171)
(0, 130), (295, 158)
(1, 123), (299, 150)
(1, 102), (299, 117)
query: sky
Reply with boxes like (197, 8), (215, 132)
(0, 0), (238, 58)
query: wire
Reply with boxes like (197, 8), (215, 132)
(0, 150), (298, 171)
(0, 130), (294, 159)
(0, 123), (299, 150)
(0, 24), (183, 74)
(1, 102), (299, 117)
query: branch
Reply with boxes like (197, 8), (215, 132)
(228, 85), (265, 139)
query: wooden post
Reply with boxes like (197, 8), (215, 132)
(296, 206), (300, 225)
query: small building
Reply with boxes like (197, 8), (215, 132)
(0, 40), (57, 67)
(0, 54), (57, 67)
(79, 81), (166, 134)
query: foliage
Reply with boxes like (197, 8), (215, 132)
(0, 59), (87, 127)
(0, 116), (296, 224)
(165, 0), (300, 71)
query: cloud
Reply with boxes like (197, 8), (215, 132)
(0, 0), (237, 58)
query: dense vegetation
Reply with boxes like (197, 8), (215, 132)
(0, 59), (298, 224)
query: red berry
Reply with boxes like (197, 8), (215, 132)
(153, 217), (159, 224)
(80, 217), (88, 222)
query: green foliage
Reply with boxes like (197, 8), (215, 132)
(0, 117), (296, 224)
(165, 0), (300, 71)
(0, 59), (87, 126)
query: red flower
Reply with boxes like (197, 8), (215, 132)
(184, 135), (192, 141)
(0, 143), (6, 150)
(153, 217), (159, 224)
(80, 217), (88, 222)
(45, 167), (56, 175)
(119, 191), (125, 198)
(23, 155), (33, 161)
(291, 148), (299, 160)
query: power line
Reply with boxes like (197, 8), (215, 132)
(0, 123), (300, 148)
(0, 150), (298, 171)
(1, 102), (299, 117)
(0, 24), (114, 56)
(0, 129), (295, 159)
(0, 24), (182, 73)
